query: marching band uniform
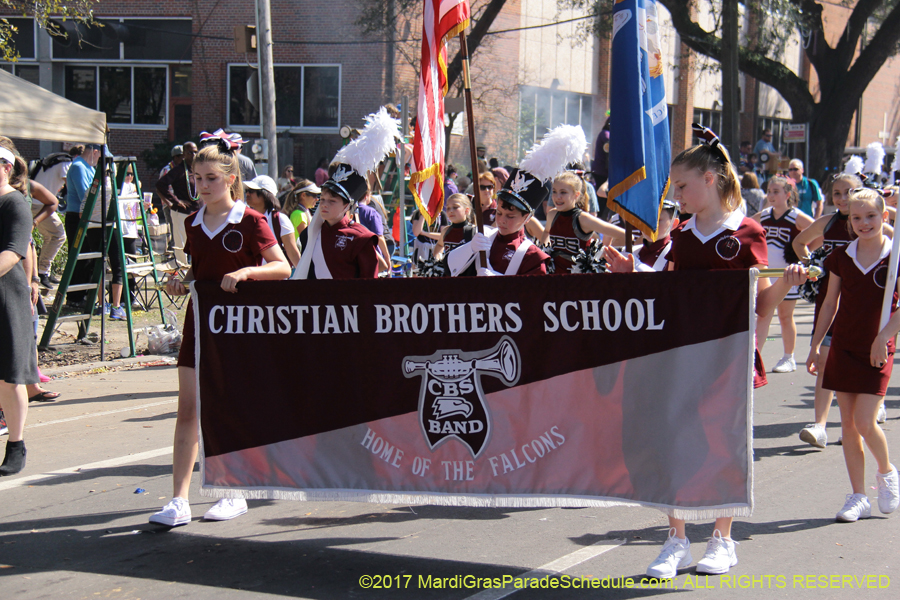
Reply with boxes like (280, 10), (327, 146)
(635, 235), (672, 271)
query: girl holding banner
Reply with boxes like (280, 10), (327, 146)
(607, 127), (808, 578)
(150, 137), (290, 527)
(806, 188), (900, 522)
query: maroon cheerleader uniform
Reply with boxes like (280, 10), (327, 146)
(547, 208), (592, 274)
(442, 222), (476, 255)
(178, 202), (278, 369)
(482, 201), (497, 227)
(814, 211), (855, 342)
(670, 212), (770, 387)
(822, 239), (899, 396)
(759, 206), (803, 299)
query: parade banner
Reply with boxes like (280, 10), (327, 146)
(608, 0), (671, 240)
(194, 270), (756, 519)
(409, 0), (471, 224)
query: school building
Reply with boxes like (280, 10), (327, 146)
(2, 0), (898, 187)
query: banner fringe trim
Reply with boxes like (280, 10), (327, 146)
(199, 486), (750, 518)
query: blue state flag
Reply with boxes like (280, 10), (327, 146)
(608, 0), (671, 241)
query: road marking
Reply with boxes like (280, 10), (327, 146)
(0, 446), (173, 493)
(463, 538), (626, 600)
(28, 399), (177, 429)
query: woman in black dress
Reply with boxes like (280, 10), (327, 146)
(0, 142), (37, 475)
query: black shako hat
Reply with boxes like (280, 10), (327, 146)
(322, 165), (368, 204)
(499, 124), (588, 214)
(498, 168), (548, 213)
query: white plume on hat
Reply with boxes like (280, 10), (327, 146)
(864, 142), (885, 175)
(518, 124), (588, 182)
(332, 107), (400, 177)
(891, 136), (900, 175)
(843, 155), (864, 176)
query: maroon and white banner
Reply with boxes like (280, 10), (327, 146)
(193, 271), (756, 519)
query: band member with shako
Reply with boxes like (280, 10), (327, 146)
(540, 170), (626, 273)
(433, 193), (475, 261)
(150, 133), (290, 527)
(607, 124), (809, 579)
(633, 200), (679, 271)
(293, 107), (399, 280)
(792, 171), (864, 448)
(752, 175), (814, 374)
(806, 188), (899, 522)
(448, 124), (589, 276)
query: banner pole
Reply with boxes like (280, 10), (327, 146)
(459, 31), (486, 271)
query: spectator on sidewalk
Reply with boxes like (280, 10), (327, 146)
(156, 142), (198, 266)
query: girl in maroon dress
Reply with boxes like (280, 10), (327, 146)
(150, 139), (290, 527)
(607, 127), (808, 578)
(792, 173), (862, 448)
(806, 188), (899, 523)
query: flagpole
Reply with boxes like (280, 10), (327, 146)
(459, 31), (486, 271)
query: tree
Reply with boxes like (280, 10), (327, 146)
(569, 0), (900, 180)
(1, 1), (96, 61)
(355, 0), (514, 163)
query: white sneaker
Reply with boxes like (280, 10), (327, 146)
(799, 424), (827, 448)
(203, 498), (248, 521)
(877, 404), (887, 424)
(149, 497), (191, 527)
(772, 356), (796, 373)
(696, 529), (738, 575)
(876, 467), (900, 514)
(646, 527), (691, 579)
(835, 493), (871, 522)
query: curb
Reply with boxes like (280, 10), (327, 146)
(42, 354), (177, 377)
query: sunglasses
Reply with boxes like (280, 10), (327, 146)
(479, 184), (494, 191)
(788, 167), (800, 172)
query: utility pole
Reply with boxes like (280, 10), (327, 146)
(720, 0), (740, 159)
(257, 0), (278, 175)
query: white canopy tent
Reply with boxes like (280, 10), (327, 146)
(0, 68), (106, 144)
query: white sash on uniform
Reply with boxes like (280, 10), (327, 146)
(293, 206), (324, 280)
(311, 234), (333, 279)
(504, 238), (532, 275)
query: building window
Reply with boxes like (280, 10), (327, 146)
(692, 109), (722, 141)
(519, 86), (593, 158)
(1, 17), (36, 60)
(65, 65), (167, 126)
(51, 18), (192, 62)
(228, 64), (341, 131)
(1, 63), (39, 85)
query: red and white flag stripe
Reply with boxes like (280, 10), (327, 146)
(409, 0), (470, 225)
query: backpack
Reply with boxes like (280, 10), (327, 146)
(28, 152), (72, 180)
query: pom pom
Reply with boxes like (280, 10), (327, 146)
(864, 142), (885, 175)
(843, 155), (864, 176)
(519, 124), (588, 182)
(333, 107), (401, 177)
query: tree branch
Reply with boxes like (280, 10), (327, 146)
(838, 2), (900, 116)
(659, 0), (815, 119)
(834, 0), (883, 72)
(445, 0), (508, 91)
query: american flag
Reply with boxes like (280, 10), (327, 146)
(409, 0), (470, 225)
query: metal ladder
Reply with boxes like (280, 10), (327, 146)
(39, 156), (166, 357)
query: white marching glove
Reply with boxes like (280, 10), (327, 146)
(477, 267), (498, 277)
(471, 232), (493, 253)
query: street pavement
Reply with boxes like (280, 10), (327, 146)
(0, 304), (897, 599)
